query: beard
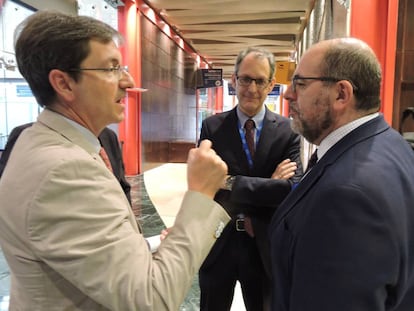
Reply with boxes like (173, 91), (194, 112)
(290, 97), (332, 144)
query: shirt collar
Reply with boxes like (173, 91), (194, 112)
(236, 105), (266, 128)
(317, 112), (379, 160)
(61, 116), (101, 153)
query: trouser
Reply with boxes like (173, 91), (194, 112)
(199, 226), (271, 311)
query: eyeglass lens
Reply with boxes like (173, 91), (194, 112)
(237, 76), (269, 88)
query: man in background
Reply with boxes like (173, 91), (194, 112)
(199, 47), (302, 311)
(270, 37), (414, 310)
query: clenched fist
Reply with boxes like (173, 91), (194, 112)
(187, 139), (228, 199)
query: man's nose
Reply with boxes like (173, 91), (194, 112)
(247, 80), (259, 90)
(120, 71), (135, 88)
(283, 84), (295, 100)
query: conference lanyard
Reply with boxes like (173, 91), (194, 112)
(238, 120), (262, 168)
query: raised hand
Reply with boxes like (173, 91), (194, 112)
(187, 139), (228, 198)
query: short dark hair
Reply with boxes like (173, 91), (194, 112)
(14, 10), (122, 107)
(320, 39), (382, 111)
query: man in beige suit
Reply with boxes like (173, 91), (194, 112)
(0, 11), (230, 311)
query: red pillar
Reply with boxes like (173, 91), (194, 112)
(118, 0), (142, 175)
(215, 86), (224, 113)
(350, 0), (398, 125)
(383, 1), (398, 127)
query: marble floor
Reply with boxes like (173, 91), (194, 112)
(0, 163), (245, 310)
(140, 163), (245, 311)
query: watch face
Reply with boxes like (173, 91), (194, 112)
(225, 176), (235, 190)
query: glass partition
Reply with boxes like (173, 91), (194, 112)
(0, 0), (37, 149)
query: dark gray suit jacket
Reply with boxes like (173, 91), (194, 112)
(270, 115), (414, 311)
(200, 106), (303, 276)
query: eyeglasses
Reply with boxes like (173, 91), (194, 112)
(67, 65), (129, 79)
(291, 75), (358, 93)
(236, 76), (271, 89)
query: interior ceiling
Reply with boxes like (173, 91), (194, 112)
(143, 0), (316, 80)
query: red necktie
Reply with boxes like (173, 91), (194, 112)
(99, 147), (113, 173)
(244, 119), (255, 158)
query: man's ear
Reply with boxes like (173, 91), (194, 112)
(49, 69), (76, 101)
(231, 73), (237, 88)
(266, 78), (276, 93)
(332, 80), (355, 114)
(335, 80), (353, 102)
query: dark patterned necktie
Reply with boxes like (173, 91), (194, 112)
(244, 119), (255, 158)
(305, 149), (318, 173)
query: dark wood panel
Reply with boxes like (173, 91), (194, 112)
(169, 141), (195, 163)
(140, 17), (198, 171)
(403, 51), (414, 81)
(393, 0), (414, 130)
(405, 0), (414, 50)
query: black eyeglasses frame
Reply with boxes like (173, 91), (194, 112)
(236, 75), (272, 89)
(67, 65), (129, 79)
(291, 75), (358, 93)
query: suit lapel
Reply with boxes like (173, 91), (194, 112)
(253, 108), (279, 171)
(223, 109), (251, 172)
(226, 107), (282, 174)
(273, 160), (325, 224)
(272, 115), (390, 225)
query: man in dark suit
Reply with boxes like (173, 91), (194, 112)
(270, 37), (414, 311)
(0, 123), (131, 203)
(199, 47), (303, 311)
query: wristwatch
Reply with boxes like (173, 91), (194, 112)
(224, 175), (236, 191)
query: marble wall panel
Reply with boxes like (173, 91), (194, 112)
(140, 18), (197, 171)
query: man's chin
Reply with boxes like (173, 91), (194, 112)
(239, 101), (261, 115)
(112, 112), (125, 124)
(290, 121), (302, 135)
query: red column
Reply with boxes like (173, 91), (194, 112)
(282, 98), (289, 117)
(207, 88), (214, 112)
(350, 0), (398, 125)
(215, 86), (224, 113)
(118, 0), (141, 175)
(196, 89), (201, 139)
(383, 1), (398, 126)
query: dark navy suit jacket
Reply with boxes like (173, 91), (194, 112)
(270, 115), (414, 311)
(200, 106), (303, 276)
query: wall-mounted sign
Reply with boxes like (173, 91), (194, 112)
(269, 85), (280, 96)
(275, 61), (296, 85)
(228, 84), (236, 95)
(16, 84), (33, 97)
(196, 68), (223, 89)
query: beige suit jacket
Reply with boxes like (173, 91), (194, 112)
(0, 109), (229, 311)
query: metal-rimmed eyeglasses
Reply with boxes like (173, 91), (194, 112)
(236, 75), (271, 89)
(291, 74), (358, 93)
(67, 65), (129, 79)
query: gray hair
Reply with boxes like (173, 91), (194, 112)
(234, 47), (275, 80)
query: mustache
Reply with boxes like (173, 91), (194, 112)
(288, 102), (297, 112)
